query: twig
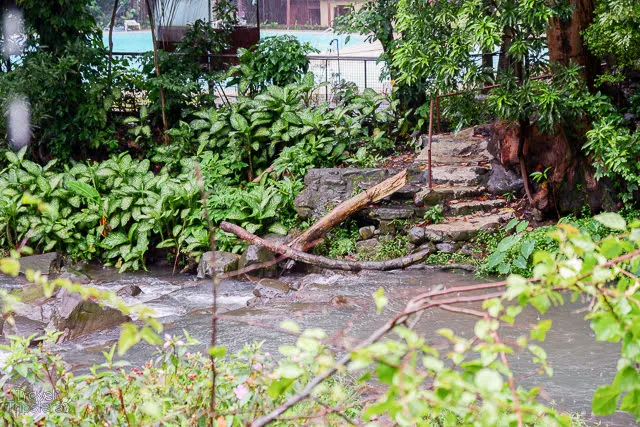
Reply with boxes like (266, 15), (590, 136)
(195, 165), (218, 423)
(438, 304), (486, 317)
(491, 330), (523, 427)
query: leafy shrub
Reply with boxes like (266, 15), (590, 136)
(0, 39), (121, 159)
(230, 35), (319, 95)
(173, 76), (397, 182)
(583, 112), (640, 202)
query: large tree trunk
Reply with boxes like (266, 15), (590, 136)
(492, 0), (614, 216)
(547, 0), (600, 89)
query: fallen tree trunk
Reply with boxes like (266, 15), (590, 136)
(220, 221), (433, 271)
(289, 169), (408, 250)
(219, 238), (323, 279)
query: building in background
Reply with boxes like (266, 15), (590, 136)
(149, 0), (259, 51)
(260, 0), (363, 27)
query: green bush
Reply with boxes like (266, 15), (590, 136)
(229, 35), (319, 95)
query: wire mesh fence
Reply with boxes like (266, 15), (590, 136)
(108, 51), (389, 108)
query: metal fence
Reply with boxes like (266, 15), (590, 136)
(109, 51), (388, 107)
(307, 55), (391, 100)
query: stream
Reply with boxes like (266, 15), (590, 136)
(1, 266), (637, 426)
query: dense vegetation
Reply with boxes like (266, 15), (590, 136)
(1, 0), (640, 424)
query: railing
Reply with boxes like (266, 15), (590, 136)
(109, 51), (388, 105)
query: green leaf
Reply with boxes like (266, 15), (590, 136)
(497, 234), (522, 252)
(594, 212), (626, 231)
(620, 390), (640, 419)
(102, 232), (129, 249)
(280, 320), (301, 333)
(268, 223), (288, 235)
(66, 181), (100, 201)
(208, 346), (227, 358)
(267, 378), (295, 399)
(118, 323), (139, 356)
(230, 113), (248, 132)
(282, 112), (302, 125)
(520, 239), (535, 260)
(475, 368), (503, 393)
(5, 150), (19, 165)
(599, 237), (624, 259)
(590, 311), (622, 342)
(513, 255), (527, 270)
(530, 319), (552, 341)
(516, 220), (529, 233)
(592, 384), (620, 415)
(373, 287), (388, 314)
(277, 362), (304, 379)
(485, 251), (506, 269)
(505, 218), (519, 231)
(0, 258), (21, 276)
(612, 365), (640, 392)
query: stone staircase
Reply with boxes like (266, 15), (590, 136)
(292, 126), (521, 259)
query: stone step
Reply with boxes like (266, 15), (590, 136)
(432, 165), (491, 187)
(447, 199), (506, 216)
(414, 186), (486, 206)
(408, 212), (514, 245)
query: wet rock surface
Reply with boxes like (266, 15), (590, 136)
(197, 251), (240, 279)
(18, 252), (63, 275)
(487, 162), (524, 195)
(238, 245), (276, 277)
(253, 279), (290, 299)
(54, 288), (130, 342)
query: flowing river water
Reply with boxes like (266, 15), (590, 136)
(1, 266), (637, 426)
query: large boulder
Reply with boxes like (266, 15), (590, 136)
(293, 168), (426, 220)
(486, 162), (523, 195)
(1, 286), (130, 342)
(238, 245), (276, 277)
(53, 288), (130, 342)
(18, 253), (63, 276)
(197, 251), (240, 279)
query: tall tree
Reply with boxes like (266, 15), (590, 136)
(391, 0), (619, 215)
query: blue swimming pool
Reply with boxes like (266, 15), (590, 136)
(104, 30), (364, 53)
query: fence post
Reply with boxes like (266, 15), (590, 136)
(325, 59), (329, 102)
(364, 60), (368, 89)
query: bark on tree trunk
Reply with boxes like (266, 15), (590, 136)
(547, 0), (600, 89)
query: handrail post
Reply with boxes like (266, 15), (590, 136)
(428, 99), (434, 189)
(435, 96), (441, 134)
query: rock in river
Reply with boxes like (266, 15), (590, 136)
(253, 279), (290, 299)
(238, 245), (277, 277)
(197, 251), (240, 279)
(18, 252), (63, 276)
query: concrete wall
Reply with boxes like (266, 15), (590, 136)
(319, 0), (363, 27)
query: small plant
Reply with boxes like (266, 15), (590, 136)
(481, 218), (535, 276)
(530, 166), (552, 184)
(424, 205), (445, 224)
(502, 191), (517, 203)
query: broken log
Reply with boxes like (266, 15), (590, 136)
(289, 169), (408, 250)
(219, 238), (324, 279)
(220, 221), (433, 271)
